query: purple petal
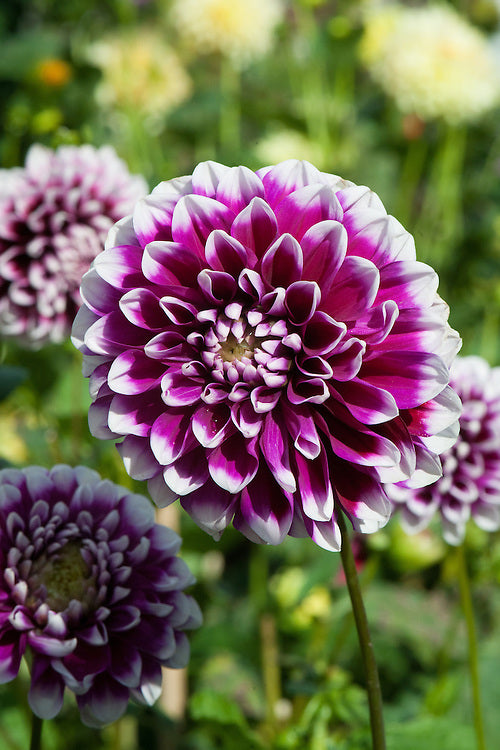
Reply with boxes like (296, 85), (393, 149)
(192, 404), (233, 448)
(237, 468), (293, 544)
(231, 197), (278, 260)
(77, 675), (130, 727)
(285, 280), (321, 325)
(84, 311), (148, 356)
(259, 159), (323, 207)
(119, 288), (165, 330)
(164, 447), (209, 495)
(171, 195), (234, 255)
(108, 393), (162, 437)
(150, 411), (197, 465)
(108, 350), (164, 395)
(117, 435), (159, 480)
(325, 256), (379, 320)
(191, 160), (231, 197)
(376, 260), (438, 308)
(28, 658), (64, 719)
(80, 269), (122, 316)
(332, 378), (399, 424)
(208, 434), (259, 493)
(205, 230), (249, 274)
(281, 402), (321, 459)
(0, 630), (25, 683)
(180, 481), (236, 537)
(302, 312), (346, 356)
(334, 464), (391, 533)
(295, 447), (334, 521)
(360, 352), (450, 409)
(343, 209), (415, 266)
(161, 368), (204, 407)
(275, 184), (343, 241)
(93, 245), (144, 288)
(350, 300), (399, 345)
(301, 220), (348, 290)
(405, 385), (462, 437)
(110, 643), (142, 687)
(260, 411), (296, 492)
(301, 514), (341, 552)
(260, 233), (303, 287)
(133, 194), (177, 246)
(215, 165), (265, 213)
(142, 241), (203, 285)
(197, 269), (237, 304)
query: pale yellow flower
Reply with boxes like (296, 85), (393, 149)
(169, 0), (284, 66)
(254, 129), (325, 168)
(360, 3), (500, 124)
(90, 29), (192, 121)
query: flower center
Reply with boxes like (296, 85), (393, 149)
(218, 331), (255, 362)
(28, 541), (95, 612)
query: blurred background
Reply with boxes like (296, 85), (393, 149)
(2, 1), (500, 748)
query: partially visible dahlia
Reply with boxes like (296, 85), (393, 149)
(0, 465), (201, 726)
(72, 159), (461, 551)
(0, 144), (147, 347)
(389, 355), (500, 545)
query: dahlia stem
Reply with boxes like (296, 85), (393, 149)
(29, 713), (43, 750)
(338, 510), (386, 750)
(456, 543), (487, 750)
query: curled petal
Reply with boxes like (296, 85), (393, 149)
(208, 434), (259, 493)
(231, 197), (278, 260)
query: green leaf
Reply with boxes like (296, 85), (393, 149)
(386, 716), (475, 750)
(0, 366), (28, 401)
(190, 690), (248, 728)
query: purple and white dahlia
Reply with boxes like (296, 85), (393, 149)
(72, 159), (461, 551)
(389, 355), (500, 545)
(0, 465), (201, 727)
(0, 144), (147, 347)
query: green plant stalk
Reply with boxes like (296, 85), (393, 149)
(29, 714), (43, 750)
(456, 543), (486, 750)
(338, 510), (385, 750)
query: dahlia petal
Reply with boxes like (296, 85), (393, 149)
(0, 630), (24, 683)
(133, 195), (177, 246)
(205, 230), (248, 274)
(28, 659), (65, 719)
(337, 184), (386, 213)
(161, 368), (204, 407)
(108, 350), (164, 395)
(80, 268), (122, 315)
(110, 643), (142, 687)
(381, 307), (446, 354)
(142, 241), (203, 286)
(376, 260), (439, 308)
(180, 482), (236, 538)
(335, 468), (391, 533)
(164, 448), (209, 495)
(215, 165), (265, 213)
(295, 448), (334, 521)
(261, 233), (303, 287)
(133, 659), (163, 704)
(301, 515), (341, 552)
(192, 404), (233, 448)
(197, 269), (237, 304)
(281, 403), (321, 459)
(159, 295), (198, 325)
(332, 378), (399, 424)
(237, 469), (293, 544)
(84, 310), (147, 355)
(285, 281), (321, 325)
(108, 394), (161, 437)
(93, 245), (144, 288)
(261, 411), (296, 492)
(302, 311), (346, 356)
(327, 338), (365, 381)
(27, 632), (77, 657)
(77, 675), (130, 727)
(350, 300), (399, 345)
(171, 194), (234, 254)
(301, 220), (348, 291)
(117, 435), (159, 480)
(89, 397), (120, 439)
(259, 159), (323, 206)
(147, 473), (179, 507)
(405, 385), (462, 437)
(325, 256), (379, 320)
(361, 352), (450, 409)
(275, 184), (343, 241)
(208, 434), (259, 493)
(287, 375), (329, 405)
(231, 400), (264, 437)
(231, 197), (278, 259)
(321, 407), (400, 468)
(473, 503), (500, 532)
(344, 210), (415, 265)
(191, 160), (231, 198)
(151, 411), (197, 465)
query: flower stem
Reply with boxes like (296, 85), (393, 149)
(29, 714), (43, 750)
(456, 543), (487, 750)
(338, 510), (385, 750)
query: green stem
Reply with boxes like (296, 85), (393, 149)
(456, 544), (487, 750)
(29, 714), (43, 750)
(338, 510), (385, 750)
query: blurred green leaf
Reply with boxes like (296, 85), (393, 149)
(0, 366), (27, 401)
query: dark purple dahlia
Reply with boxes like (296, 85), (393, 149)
(0, 465), (201, 726)
(72, 159), (461, 551)
(0, 144), (147, 347)
(388, 355), (500, 544)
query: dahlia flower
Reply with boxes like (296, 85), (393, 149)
(0, 465), (201, 726)
(0, 144), (147, 347)
(359, 4), (500, 125)
(72, 158), (461, 551)
(389, 355), (500, 545)
(169, 0), (284, 67)
(90, 29), (192, 122)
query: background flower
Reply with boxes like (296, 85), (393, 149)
(359, 3), (500, 125)
(90, 29), (192, 123)
(388, 355), (500, 545)
(0, 464), (201, 727)
(0, 144), (147, 348)
(73, 158), (461, 552)
(169, 0), (284, 67)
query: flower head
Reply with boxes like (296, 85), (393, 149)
(0, 144), (147, 348)
(359, 4), (500, 124)
(0, 465), (201, 726)
(90, 29), (192, 122)
(388, 355), (500, 545)
(73, 159), (461, 551)
(170, 0), (284, 66)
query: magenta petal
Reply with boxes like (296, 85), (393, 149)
(260, 411), (296, 492)
(28, 658), (64, 719)
(232, 399), (265, 437)
(350, 300), (399, 345)
(93, 245), (144, 288)
(360, 352), (449, 409)
(142, 241), (203, 286)
(321, 408), (400, 468)
(237, 468), (293, 544)
(215, 165), (265, 213)
(285, 280), (321, 325)
(192, 404), (233, 448)
(161, 368), (204, 407)
(325, 256), (379, 320)
(301, 514), (341, 552)
(382, 307), (447, 354)
(302, 312), (346, 356)
(180, 481), (236, 537)
(108, 350), (164, 395)
(231, 197), (278, 260)
(119, 288), (165, 330)
(151, 411), (197, 465)
(376, 260), (438, 308)
(205, 230), (248, 274)
(171, 195), (234, 255)
(405, 385), (462, 437)
(197, 269), (236, 304)
(327, 338), (365, 381)
(133, 194), (178, 246)
(295, 447), (334, 522)
(117, 435), (159, 480)
(259, 159), (323, 206)
(80, 269), (122, 316)
(260, 233), (303, 287)
(208, 434), (259, 493)
(84, 311), (147, 356)
(164, 447), (209, 495)
(191, 160), (230, 197)
(0, 630), (25, 683)
(301, 220), (348, 290)
(108, 394), (163, 437)
(281, 402), (321, 459)
(332, 378), (399, 425)
(334, 466), (391, 533)
(110, 643), (142, 687)
(275, 184), (343, 241)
